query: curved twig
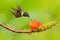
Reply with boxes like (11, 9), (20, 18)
(0, 23), (35, 33)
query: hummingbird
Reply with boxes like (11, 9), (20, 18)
(10, 5), (30, 18)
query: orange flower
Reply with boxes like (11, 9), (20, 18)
(30, 19), (42, 31)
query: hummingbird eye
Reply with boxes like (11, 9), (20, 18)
(23, 12), (29, 17)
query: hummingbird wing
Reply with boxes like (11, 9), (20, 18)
(9, 5), (22, 18)
(17, 5), (22, 11)
(11, 7), (17, 11)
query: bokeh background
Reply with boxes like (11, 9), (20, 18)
(0, 0), (60, 40)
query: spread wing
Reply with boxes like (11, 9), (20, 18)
(9, 5), (22, 18)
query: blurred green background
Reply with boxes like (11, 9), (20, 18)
(0, 0), (60, 40)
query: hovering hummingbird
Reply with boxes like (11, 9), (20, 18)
(10, 5), (30, 18)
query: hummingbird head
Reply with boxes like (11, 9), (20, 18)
(23, 12), (29, 17)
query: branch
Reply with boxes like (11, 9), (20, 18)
(0, 23), (35, 33)
(0, 20), (57, 33)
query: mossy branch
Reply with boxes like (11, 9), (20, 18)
(0, 20), (57, 33)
